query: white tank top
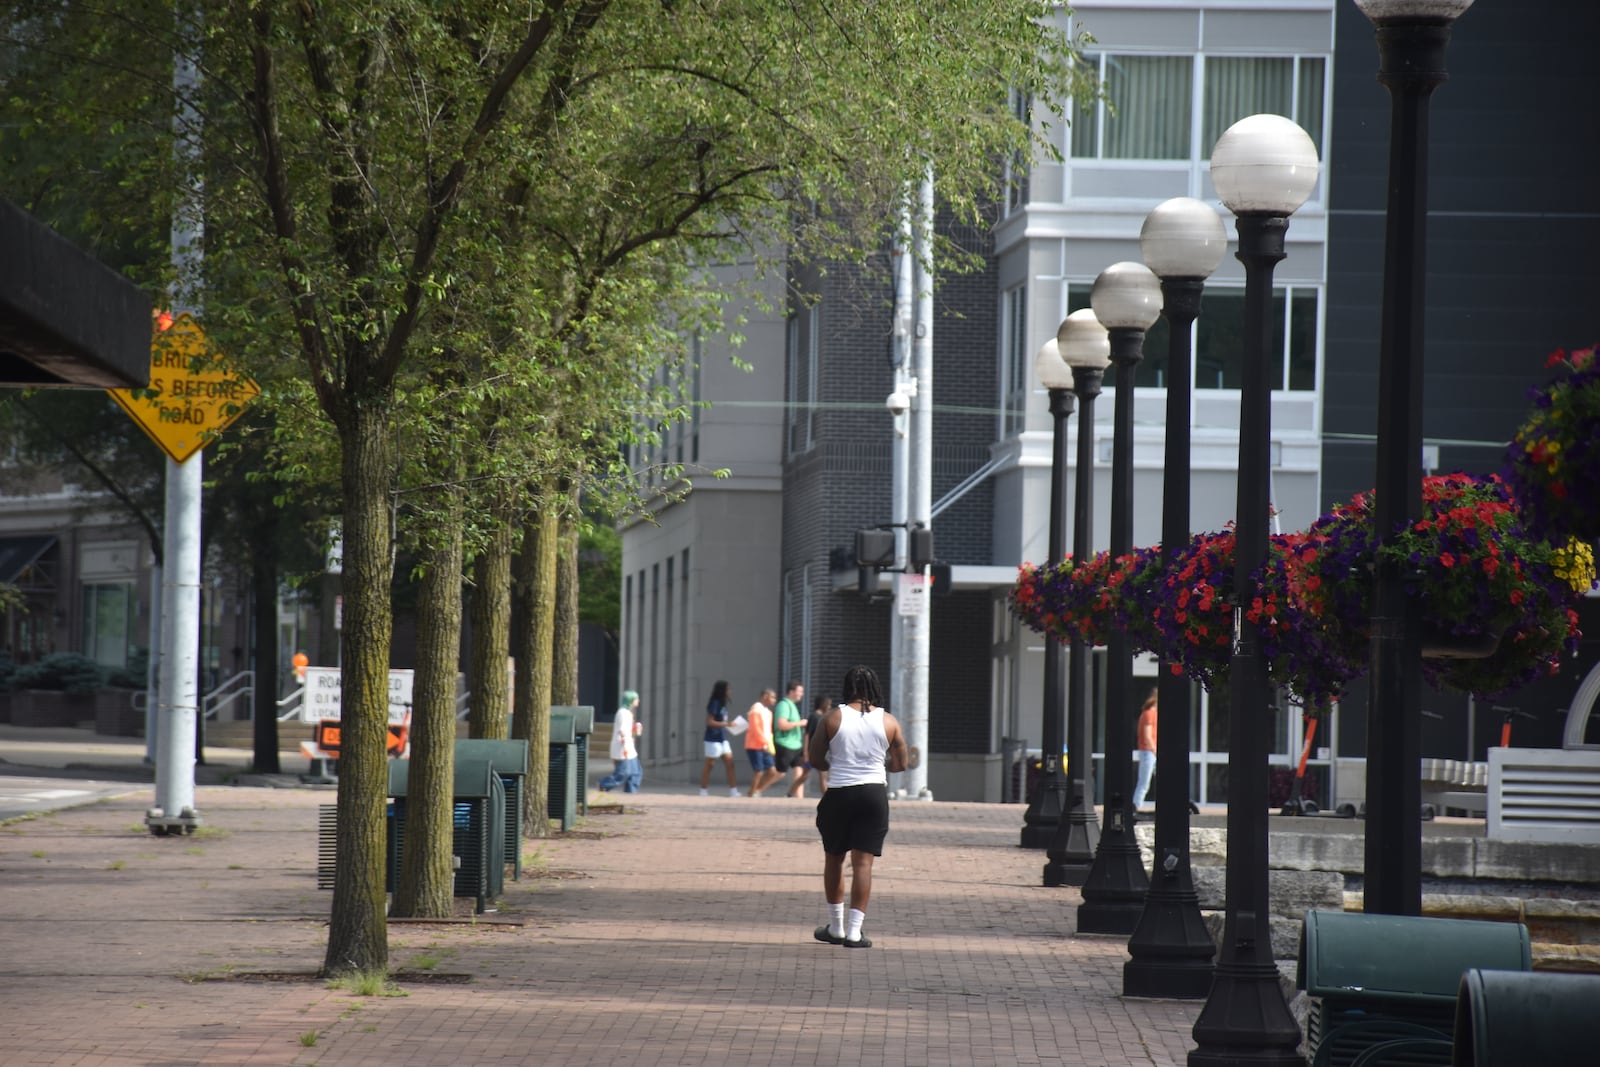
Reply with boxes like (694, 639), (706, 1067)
(827, 705), (889, 787)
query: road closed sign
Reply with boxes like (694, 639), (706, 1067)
(301, 666), (414, 726)
(107, 312), (259, 464)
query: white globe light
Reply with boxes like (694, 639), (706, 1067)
(1056, 308), (1110, 371)
(1210, 114), (1321, 216)
(1141, 197), (1228, 280)
(1354, 0), (1473, 22)
(1090, 261), (1162, 331)
(1034, 338), (1074, 391)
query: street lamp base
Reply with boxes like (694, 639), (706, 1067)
(1188, 960), (1305, 1067)
(1043, 810), (1100, 886)
(1043, 858), (1093, 887)
(1124, 874), (1215, 998)
(1077, 898), (1146, 936)
(1019, 771), (1069, 850)
(1125, 955), (1215, 1000)
(1078, 819), (1149, 934)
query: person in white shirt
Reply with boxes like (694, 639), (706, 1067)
(806, 665), (913, 948)
(598, 690), (642, 793)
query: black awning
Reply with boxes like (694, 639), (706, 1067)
(0, 535), (58, 585)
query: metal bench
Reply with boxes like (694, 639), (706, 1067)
(1420, 757), (1488, 819)
(548, 712), (579, 832)
(1297, 910), (1531, 1067)
(1452, 967), (1600, 1066)
(455, 738), (530, 880)
(552, 705), (594, 814)
(387, 756), (505, 913)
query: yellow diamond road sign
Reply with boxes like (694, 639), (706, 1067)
(107, 312), (260, 464)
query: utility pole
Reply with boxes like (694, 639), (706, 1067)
(889, 199), (914, 797)
(902, 169), (934, 800)
(147, 7), (204, 835)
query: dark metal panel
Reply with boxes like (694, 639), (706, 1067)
(0, 199), (150, 389)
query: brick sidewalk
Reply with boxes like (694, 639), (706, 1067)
(0, 782), (1207, 1066)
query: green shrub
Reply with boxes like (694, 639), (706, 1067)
(12, 652), (106, 694)
(105, 648), (149, 689)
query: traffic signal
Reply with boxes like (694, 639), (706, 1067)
(855, 528), (895, 568)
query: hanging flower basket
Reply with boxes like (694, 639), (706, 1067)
(1010, 560), (1073, 640)
(1418, 624), (1500, 660)
(1504, 344), (1600, 543)
(1008, 549), (1163, 653)
(1142, 527), (1362, 704)
(1298, 472), (1593, 697)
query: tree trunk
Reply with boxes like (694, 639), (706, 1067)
(468, 519), (513, 739)
(250, 559), (281, 774)
(553, 495), (580, 707)
(392, 481), (464, 919)
(322, 405), (394, 978)
(513, 496), (558, 839)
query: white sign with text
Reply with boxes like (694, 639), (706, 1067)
(301, 666), (414, 725)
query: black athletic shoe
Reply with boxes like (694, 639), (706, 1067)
(813, 925), (844, 945)
(842, 934), (872, 948)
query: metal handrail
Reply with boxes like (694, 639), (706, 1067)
(277, 685), (305, 721)
(202, 670), (255, 721)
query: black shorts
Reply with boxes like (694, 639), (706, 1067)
(815, 783), (890, 856)
(774, 745), (803, 772)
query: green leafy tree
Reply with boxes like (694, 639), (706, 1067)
(4, 0), (1091, 978)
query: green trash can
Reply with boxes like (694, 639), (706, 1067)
(456, 738), (530, 880)
(553, 705), (595, 813)
(1453, 968), (1600, 1066)
(1298, 910), (1531, 1067)
(548, 712), (578, 832)
(387, 756), (505, 913)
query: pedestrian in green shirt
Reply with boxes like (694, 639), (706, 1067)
(773, 680), (808, 797)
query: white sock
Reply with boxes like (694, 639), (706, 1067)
(828, 902), (846, 939)
(846, 908), (866, 941)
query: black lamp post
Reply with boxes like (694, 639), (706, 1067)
(1021, 335), (1079, 850)
(1189, 113), (1320, 1067)
(1078, 261), (1161, 935)
(1354, 0), (1472, 920)
(1044, 310), (1110, 885)
(1125, 197), (1228, 998)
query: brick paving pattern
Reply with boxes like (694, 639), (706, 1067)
(0, 782), (1205, 1066)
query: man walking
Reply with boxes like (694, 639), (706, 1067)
(808, 665), (912, 948)
(744, 688), (780, 797)
(773, 680), (807, 797)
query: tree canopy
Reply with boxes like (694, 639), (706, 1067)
(1, 0), (1094, 977)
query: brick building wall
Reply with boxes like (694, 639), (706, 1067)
(779, 216), (1001, 757)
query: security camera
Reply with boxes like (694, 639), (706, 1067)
(885, 390), (911, 415)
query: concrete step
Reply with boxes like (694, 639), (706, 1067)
(205, 720), (310, 749)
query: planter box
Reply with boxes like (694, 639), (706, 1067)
(10, 689), (96, 728)
(94, 687), (144, 737)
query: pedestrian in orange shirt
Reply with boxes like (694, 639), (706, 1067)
(1133, 688), (1158, 813)
(744, 688), (781, 797)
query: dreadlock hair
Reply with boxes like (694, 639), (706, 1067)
(840, 665), (883, 708)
